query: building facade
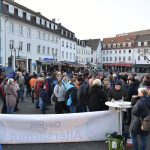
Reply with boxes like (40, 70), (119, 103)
(76, 39), (91, 68)
(85, 39), (102, 69)
(102, 34), (137, 72)
(1, 0), (79, 73)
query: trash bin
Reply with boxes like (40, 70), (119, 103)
(105, 133), (125, 150)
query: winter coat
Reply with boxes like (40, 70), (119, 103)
(127, 82), (138, 101)
(130, 96), (150, 135)
(40, 89), (48, 102)
(54, 83), (66, 102)
(88, 85), (106, 111)
(78, 81), (89, 105)
(107, 87), (128, 101)
(5, 84), (18, 107)
(65, 83), (77, 106)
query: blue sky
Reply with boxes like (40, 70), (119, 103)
(15, 0), (150, 39)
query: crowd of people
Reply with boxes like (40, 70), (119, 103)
(0, 70), (150, 150)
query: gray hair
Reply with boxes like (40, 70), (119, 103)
(138, 87), (148, 96)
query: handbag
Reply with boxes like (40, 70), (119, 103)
(141, 100), (150, 132)
(51, 93), (58, 103)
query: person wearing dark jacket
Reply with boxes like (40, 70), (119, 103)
(126, 78), (139, 125)
(88, 79), (106, 111)
(78, 76), (89, 112)
(107, 81), (128, 101)
(130, 87), (150, 150)
(40, 85), (48, 114)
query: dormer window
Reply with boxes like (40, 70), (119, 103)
(113, 44), (116, 48)
(123, 43), (126, 47)
(108, 44), (111, 48)
(23, 12), (26, 19)
(117, 43), (120, 48)
(144, 41), (148, 46)
(128, 43), (131, 47)
(138, 42), (141, 46)
(103, 44), (106, 49)
(14, 8), (18, 16)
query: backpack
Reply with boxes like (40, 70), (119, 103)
(141, 100), (150, 132)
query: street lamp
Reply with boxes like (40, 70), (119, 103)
(10, 47), (20, 70)
(0, 0), (3, 64)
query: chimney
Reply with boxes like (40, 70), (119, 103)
(52, 18), (55, 23)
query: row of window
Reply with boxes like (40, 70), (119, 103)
(77, 49), (90, 55)
(61, 51), (76, 60)
(103, 56), (132, 62)
(103, 56), (147, 62)
(76, 56), (90, 63)
(3, 3), (75, 40)
(103, 49), (132, 54)
(37, 45), (57, 56)
(10, 23), (31, 37)
(62, 41), (76, 49)
(9, 23), (59, 43)
(103, 43), (132, 49)
(9, 40), (30, 52)
(103, 41), (150, 49)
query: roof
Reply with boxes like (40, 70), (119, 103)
(135, 34), (150, 42)
(84, 39), (100, 50)
(103, 35), (137, 45)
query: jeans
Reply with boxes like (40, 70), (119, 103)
(70, 104), (76, 113)
(131, 133), (148, 150)
(78, 103), (87, 112)
(20, 89), (24, 101)
(7, 106), (14, 114)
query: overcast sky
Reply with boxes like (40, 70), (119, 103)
(15, 0), (150, 40)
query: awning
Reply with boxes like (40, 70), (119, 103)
(133, 64), (150, 68)
(61, 61), (85, 68)
(36, 60), (65, 66)
(103, 63), (133, 67)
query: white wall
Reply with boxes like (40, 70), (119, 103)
(1, 15), (61, 72)
(60, 37), (76, 62)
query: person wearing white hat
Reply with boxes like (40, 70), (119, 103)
(5, 78), (18, 114)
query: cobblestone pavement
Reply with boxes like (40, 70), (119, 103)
(0, 97), (150, 150)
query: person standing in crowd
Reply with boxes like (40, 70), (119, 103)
(0, 78), (8, 113)
(34, 77), (45, 109)
(130, 88), (150, 150)
(29, 74), (37, 103)
(18, 73), (25, 101)
(107, 80), (128, 101)
(40, 85), (48, 114)
(139, 74), (150, 88)
(5, 78), (18, 114)
(54, 76), (66, 114)
(88, 79), (106, 111)
(13, 78), (20, 112)
(126, 77), (139, 125)
(25, 72), (32, 98)
(65, 78), (78, 113)
(45, 74), (53, 106)
(77, 74), (89, 112)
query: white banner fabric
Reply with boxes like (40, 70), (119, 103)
(0, 111), (118, 144)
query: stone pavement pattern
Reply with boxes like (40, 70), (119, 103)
(0, 97), (150, 150)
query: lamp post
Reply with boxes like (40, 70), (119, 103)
(0, 0), (3, 64)
(10, 47), (19, 70)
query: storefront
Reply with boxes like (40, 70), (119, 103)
(36, 60), (64, 74)
(133, 64), (150, 73)
(103, 63), (133, 72)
